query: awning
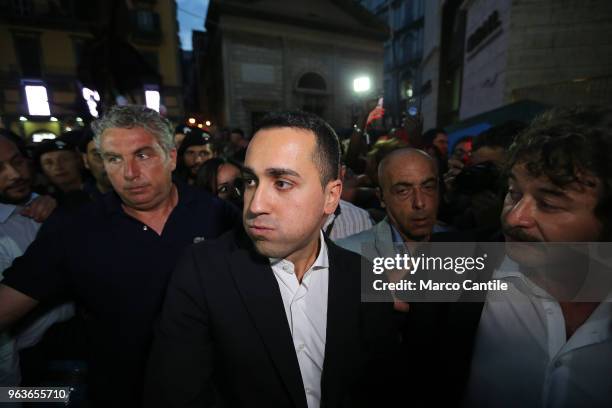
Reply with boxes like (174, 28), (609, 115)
(444, 100), (549, 152)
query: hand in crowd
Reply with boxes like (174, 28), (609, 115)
(20, 195), (57, 222)
(386, 268), (411, 313)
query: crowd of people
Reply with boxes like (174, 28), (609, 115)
(0, 103), (610, 407)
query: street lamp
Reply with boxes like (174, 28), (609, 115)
(352, 76), (372, 125)
(353, 76), (371, 93)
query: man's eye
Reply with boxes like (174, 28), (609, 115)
(537, 200), (560, 211)
(217, 185), (228, 194)
(507, 188), (521, 202)
(106, 156), (121, 164)
(275, 180), (292, 190)
(243, 178), (256, 188)
(136, 153), (150, 160)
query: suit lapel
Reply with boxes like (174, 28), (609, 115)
(228, 234), (308, 408)
(374, 218), (397, 259)
(321, 240), (359, 405)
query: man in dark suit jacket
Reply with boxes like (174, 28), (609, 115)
(146, 111), (400, 408)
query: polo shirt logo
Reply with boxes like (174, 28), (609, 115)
(193, 236), (205, 244)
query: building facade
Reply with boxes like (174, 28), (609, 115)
(359, 0), (425, 126)
(0, 0), (183, 141)
(421, 0), (612, 130)
(198, 0), (387, 134)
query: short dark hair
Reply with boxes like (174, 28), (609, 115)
(507, 105), (612, 240)
(422, 128), (447, 147)
(231, 128), (245, 138)
(196, 157), (242, 194)
(253, 110), (340, 186)
(0, 129), (28, 158)
(473, 120), (526, 152)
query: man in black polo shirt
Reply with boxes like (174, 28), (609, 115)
(0, 105), (239, 407)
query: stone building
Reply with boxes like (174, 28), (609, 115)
(420, 0), (612, 130)
(0, 0), (183, 140)
(358, 0), (425, 126)
(199, 0), (388, 133)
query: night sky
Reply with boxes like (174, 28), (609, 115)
(176, 0), (209, 51)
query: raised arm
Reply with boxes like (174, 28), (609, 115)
(0, 284), (38, 332)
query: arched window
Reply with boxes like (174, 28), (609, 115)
(297, 72), (326, 91)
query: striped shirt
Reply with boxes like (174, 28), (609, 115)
(323, 200), (373, 241)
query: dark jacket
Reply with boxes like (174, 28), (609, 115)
(145, 227), (401, 408)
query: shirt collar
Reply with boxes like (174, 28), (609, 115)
(389, 220), (404, 244)
(0, 193), (37, 223)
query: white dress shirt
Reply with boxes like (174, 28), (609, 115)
(270, 231), (329, 408)
(465, 256), (612, 408)
(0, 197), (74, 387)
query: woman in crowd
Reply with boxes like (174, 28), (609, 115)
(196, 157), (243, 208)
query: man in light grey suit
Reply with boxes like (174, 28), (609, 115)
(337, 148), (440, 258)
(337, 148), (441, 313)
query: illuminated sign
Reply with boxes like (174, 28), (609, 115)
(25, 84), (51, 116)
(82, 87), (101, 117)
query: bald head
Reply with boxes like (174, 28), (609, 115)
(378, 148), (438, 190)
(377, 148), (439, 242)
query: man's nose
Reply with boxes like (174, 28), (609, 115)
(246, 183), (270, 216)
(504, 196), (536, 229)
(123, 158), (140, 180)
(194, 154), (205, 165)
(412, 188), (425, 210)
(3, 163), (20, 181)
(52, 159), (64, 171)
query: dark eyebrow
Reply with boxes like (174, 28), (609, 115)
(133, 146), (156, 155)
(101, 145), (156, 158)
(100, 150), (119, 158)
(240, 166), (301, 180)
(241, 167), (256, 178)
(537, 187), (569, 199)
(392, 177), (437, 189)
(421, 177), (438, 185)
(266, 168), (301, 179)
(392, 182), (414, 189)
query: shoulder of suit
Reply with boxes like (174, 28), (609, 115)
(335, 225), (377, 253)
(327, 238), (362, 258)
(190, 227), (239, 254)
